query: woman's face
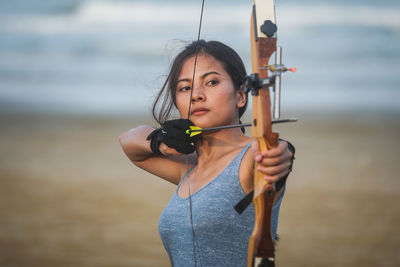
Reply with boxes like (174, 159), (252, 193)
(175, 54), (246, 129)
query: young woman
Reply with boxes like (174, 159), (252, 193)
(119, 40), (294, 267)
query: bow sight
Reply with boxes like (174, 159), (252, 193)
(244, 46), (296, 119)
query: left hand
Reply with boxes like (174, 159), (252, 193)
(251, 139), (293, 183)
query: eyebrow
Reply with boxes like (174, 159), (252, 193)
(177, 71), (222, 84)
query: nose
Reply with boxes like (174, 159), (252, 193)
(191, 84), (206, 103)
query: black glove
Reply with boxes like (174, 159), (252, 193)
(146, 119), (196, 155)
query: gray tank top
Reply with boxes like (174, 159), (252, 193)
(158, 143), (285, 267)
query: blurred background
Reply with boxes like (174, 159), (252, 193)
(0, 0), (399, 266)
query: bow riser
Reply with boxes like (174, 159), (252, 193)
(249, 70), (279, 262)
(251, 39), (276, 80)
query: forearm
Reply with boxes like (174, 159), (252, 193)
(119, 125), (155, 162)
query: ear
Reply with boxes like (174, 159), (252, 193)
(236, 86), (247, 108)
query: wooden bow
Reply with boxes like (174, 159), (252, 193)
(247, 0), (282, 266)
(185, 1), (293, 266)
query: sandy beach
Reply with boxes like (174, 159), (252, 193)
(0, 111), (399, 266)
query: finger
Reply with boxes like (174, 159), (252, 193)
(164, 137), (195, 154)
(159, 143), (184, 156)
(263, 165), (291, 183)
(260, 140), (287, 158)
(264, 175), (280, 184)
(258, 156), (286, 167)
(257, 160), (291, 176)
(257, 142), (291, 165)
(174, 143), (195, 154)
(259, 152), (292, 167)
(251, 140), (263, 163)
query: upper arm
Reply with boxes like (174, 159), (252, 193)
(133, 153), (196, 185)
(239, 148), (254, 194)
(119, 125), (196, 185)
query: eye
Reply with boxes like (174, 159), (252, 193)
(206, 79), (219, 86)
(178, 86), (191, 92)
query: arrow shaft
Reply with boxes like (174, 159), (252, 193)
(189, 118), (297, 133)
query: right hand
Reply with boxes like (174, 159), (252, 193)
(147, 119), (196, 155)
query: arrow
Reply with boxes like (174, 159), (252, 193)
(186, 118), (297, 137)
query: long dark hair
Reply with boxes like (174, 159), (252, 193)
(152, 40), (248, 125)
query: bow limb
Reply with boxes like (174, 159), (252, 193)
(247, 0), (279, 266)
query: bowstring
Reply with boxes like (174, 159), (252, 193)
(185, 1), (205, 266)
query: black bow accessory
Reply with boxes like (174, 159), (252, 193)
(146, 119), (196, 155)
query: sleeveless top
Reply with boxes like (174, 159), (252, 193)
(158, 143), (285, 267)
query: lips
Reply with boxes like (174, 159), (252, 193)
(191, 107), (209, 116)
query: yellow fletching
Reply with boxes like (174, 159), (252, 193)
(188, 126), (202, 137)
(190, 126), (202, 131)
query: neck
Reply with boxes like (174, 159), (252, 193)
(194, 127), (248, 162)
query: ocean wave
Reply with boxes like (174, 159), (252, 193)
(279, 3), (400, 31)
(0, 1), (399, 34)
(0, 1), (247, 34)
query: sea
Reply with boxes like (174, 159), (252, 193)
(0, 0), (399, 116)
